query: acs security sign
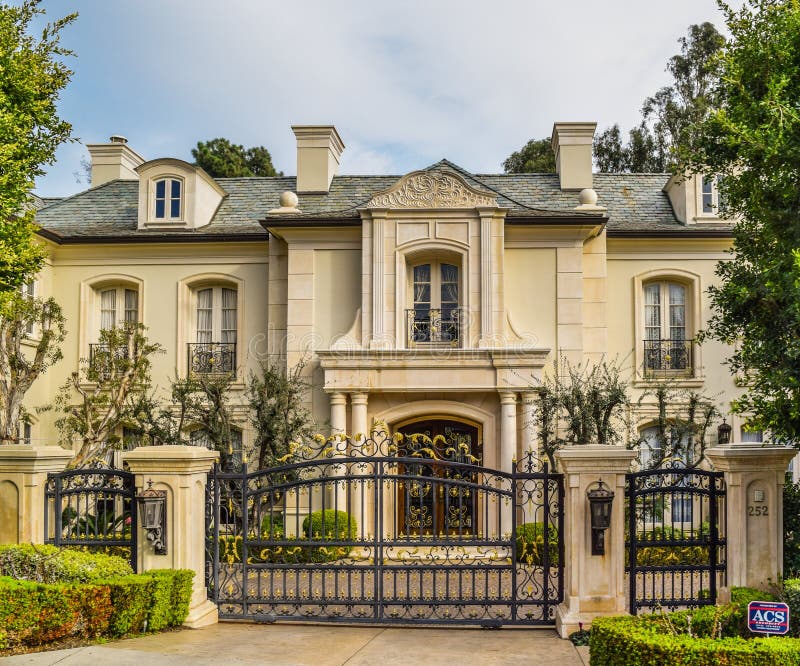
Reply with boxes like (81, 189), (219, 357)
(748, 601), (790, 635)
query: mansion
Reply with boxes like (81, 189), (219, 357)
(22, 122), (759, 471)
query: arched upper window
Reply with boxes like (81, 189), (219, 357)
(188, 285), (237, 373)
(154, 177), (182, 220)
(642, 280), (692, 377)
(408, 261), (460, 346)
(98, 286), (139, 331)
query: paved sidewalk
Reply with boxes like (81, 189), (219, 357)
(1, 623), (587, 665)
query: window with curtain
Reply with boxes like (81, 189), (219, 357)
(98, 286), (139, 332)
(410, 261), (460, 345)
(194, 286), (237, 343)
(643, 281), (690, 374)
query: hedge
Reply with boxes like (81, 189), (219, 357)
(0, 568), (194, 650)
(515, 522), (560, 566)
(0, 544), (133, 583)
(590, 587), (800, 665)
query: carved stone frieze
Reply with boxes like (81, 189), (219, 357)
(366, 170), (497, 209)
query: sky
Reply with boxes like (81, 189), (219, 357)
(34, 0), (728, 198)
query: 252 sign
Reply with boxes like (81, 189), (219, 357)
(748, 506), (769, 516)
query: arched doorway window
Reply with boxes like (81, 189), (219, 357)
(395, 418), (481, 536)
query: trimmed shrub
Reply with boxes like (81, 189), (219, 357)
(0, 544), (132, 583)
(103, 575), (154, 637)
(260, 513), (285, 538)
(302, 510), (357, 563)
(590, 588), (797, 665)
(626, 528), (709, 567)
(144, 569), (194, 629)
(0, 576), (112, 650)
(515, 522), (560, 566)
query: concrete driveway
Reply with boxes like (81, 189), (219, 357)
(2, 623), (588, 665)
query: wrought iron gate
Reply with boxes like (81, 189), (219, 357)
(626, 464), (726, 614)
(205, 434), (563, 626)
(45, 463), (138, 572)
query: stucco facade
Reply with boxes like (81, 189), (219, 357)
(22, 122), (749, 467)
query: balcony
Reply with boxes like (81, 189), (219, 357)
(643, 339), (694, 377)
(406, 309), (460, 348)
(88, 343), (129, 379)
(188, 342), (236, 374)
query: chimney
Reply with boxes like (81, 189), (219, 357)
(291, 125), (345, 194)
(85, 135), (145, 187)
(551, 122), (596, 191)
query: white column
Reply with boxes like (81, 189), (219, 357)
(499, 391), (518, 537)
(521, 392), (538, 456)
(329, 392), (348, 514)
(350, 393), (369, 539)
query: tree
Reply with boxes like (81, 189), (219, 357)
(0, 291), (66, 443)
(51, 324), (162, 468)
(502, 138), (556, 174)
(594, 22), (724, 172)
(246, 359), (315, 470)
(682, 0), (800, 443)
(0, 1), (75, 291)
(191, 138), (282, 178)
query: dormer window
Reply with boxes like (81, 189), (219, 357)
(699, 175), (724, 216)
(154, 178), (182, 220)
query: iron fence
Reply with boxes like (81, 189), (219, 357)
(188, 342), (237, 374)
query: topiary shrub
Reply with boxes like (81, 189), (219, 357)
(301, 510), (357, 563)
(515, 522), (560, 566)
(0, 544), (133, 583)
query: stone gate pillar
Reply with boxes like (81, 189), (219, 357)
(0, 445), (74, 545)
(706, 444), (796, 593)
(554, 445), (636, 638)
(124, 445), (219, 628)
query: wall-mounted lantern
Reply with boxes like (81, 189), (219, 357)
(586, 479), (614, 556)
(717, 419), (732, 445)
(137, 480), (167, 555)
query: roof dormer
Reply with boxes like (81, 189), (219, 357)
(136, 158), (226, 231)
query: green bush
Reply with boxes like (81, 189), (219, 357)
(590, 588), (797, 666)
(260, 513), (285, 538)
(0, 544), (133, 583)
(0, 576), (112, 650)
(302, 510), (357, 563)
(0, 565), (195, 649)
(515, 522), (560, 566)
(626, 528), (710, 567)
(784, 482), (800, 577)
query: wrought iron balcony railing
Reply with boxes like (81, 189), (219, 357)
(406, 308), (461, 347)
(188, 342), (236, 374)
(643, 339), (694, 377)
(88, 343), (129, 379)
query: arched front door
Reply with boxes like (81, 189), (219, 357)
(396, 418), (481, 536)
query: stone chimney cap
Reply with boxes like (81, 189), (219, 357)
(109, 135), (128, 144)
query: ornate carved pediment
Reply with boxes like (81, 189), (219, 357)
(365, 170), (497, 209)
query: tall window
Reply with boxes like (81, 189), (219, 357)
(643, 281), (691, 374)
(154, 178), (182, 220)
(701, 175), (725, 215)
(409, 262), (460, 345)
(190, 286), (237, 373)
(99, 287), (139, 330)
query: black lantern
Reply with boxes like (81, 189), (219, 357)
(717, 420), (732, 445)
(136, 480), (167, 555)
(586, 479), (614, 556)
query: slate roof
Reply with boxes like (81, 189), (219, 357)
(33, 160), (733, 241)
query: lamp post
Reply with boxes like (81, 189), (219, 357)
(136, 480), (167, 555)
(586, 479), (614, 556)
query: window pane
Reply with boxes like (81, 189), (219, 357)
(740, 428), (763, 443)
(702, 177), (714, 213)
(155, 180), (166, 198)
(124, 289), (138, 323)
(441, 264), (458, 305)
(413, 264), (430, 283)
(221, 288), (237, 344)
(170, 197), (180, 218)
(196, 288), (213, 343)
(669, 284), (686, 339)
(170, 179), (181, 198)
(644, 283), (661, 340)
(155, 199), (165, 218)
(100, 289), (116, 330)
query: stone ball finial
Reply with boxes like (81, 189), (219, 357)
(578, 188), (598, 206)
(279, 191), (299, 208)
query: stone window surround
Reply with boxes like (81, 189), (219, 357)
(78, 273), (144, 364)
(151, 175), (184, 222)
(633, 267), (703, 386)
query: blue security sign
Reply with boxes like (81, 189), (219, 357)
(748, 601), (790, 635)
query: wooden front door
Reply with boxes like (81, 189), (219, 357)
(396, 419), (481, 537)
